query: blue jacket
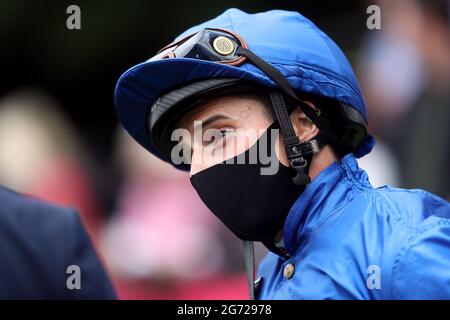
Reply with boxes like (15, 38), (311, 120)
(257, 154), (450, 299)
(0, 187), (116, 299)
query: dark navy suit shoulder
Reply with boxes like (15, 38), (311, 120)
(0, 186), (116, 299)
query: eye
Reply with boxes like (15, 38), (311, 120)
(219, 129), (230, 138)
(214, 128), (233, 143)
(201, 128), (232, 146)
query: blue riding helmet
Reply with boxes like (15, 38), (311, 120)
(114, 8), (375, 167)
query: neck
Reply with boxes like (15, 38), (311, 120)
(309, 145), (338, 180)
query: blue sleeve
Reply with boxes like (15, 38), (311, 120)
(391, 217), (450, 299)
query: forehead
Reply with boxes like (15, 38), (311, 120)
(178, 93), (270, 128)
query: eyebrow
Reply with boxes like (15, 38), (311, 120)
(193, 114), (231, 131)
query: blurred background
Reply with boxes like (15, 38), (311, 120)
(0, 0), (448, 299)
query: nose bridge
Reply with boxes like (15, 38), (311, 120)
(189, 140), (222, 176)
(189, 146), (205, 176)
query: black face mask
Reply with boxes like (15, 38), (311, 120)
(190, 121), (306, 244)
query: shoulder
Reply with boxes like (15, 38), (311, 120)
(0, 185), (76, 221)
(0, 186), (78, 297)
(0, 186), (79, 244)
(364, 185), (450, 224)
(390, 214), (450, 299)
(0, 186), (116, 299)
(350, 185), (450, 298)
(365, 186), (450, 298)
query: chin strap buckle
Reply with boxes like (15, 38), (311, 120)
(287, 139), (322, 186)
(290, 157), (310, 185)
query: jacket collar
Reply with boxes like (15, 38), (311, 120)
(283, 153), (372, 256)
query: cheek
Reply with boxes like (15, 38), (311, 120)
(189, 135), (241, 176)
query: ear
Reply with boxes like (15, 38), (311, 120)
(289, 101), (320, 142)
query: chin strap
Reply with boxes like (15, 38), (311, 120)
(243, 240), (255, 300)
(269, 91), (328, 185)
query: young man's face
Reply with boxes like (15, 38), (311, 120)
(178, 93), (279, 176)
(177, 92), (319, 176)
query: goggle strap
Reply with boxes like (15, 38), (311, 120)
(268, 90), (299, 145)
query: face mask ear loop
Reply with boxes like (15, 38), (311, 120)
(243, 240), (255, 300)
